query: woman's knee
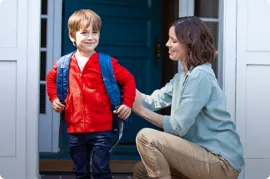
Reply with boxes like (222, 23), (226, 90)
(136, 128), (157, 145)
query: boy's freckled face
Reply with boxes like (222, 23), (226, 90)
(74, 24), (100, 52)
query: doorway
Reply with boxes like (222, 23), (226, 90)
(39, 0), (179, 173)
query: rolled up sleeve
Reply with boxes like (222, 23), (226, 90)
(162, 70), (212, 136)
(141, 74), (178, 111)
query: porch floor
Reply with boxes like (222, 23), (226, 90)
(40, 145), (140, 173)
(41, 173), (133, 179)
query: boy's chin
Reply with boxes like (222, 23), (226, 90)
(81, 47), (97, 52)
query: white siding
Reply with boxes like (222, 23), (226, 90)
(0, 0), (40, 178)
(236, 0), (270, 178)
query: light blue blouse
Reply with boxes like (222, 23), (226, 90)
(142, 63), (244, 172)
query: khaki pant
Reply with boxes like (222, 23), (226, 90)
(134, 128), (239, 179)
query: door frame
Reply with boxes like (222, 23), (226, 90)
(48, 0), (238, 153)
(37, 0), (240, 176)
(39, 0), (63, 153)
(50, 0), (63, 153)
(221, 0), (237, 126)
(39, 0), (240, 175)
(40, 0), (63, 153)
(46, 0), (178, 152)
(48, 0), (238, 150)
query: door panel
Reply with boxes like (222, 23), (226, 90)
(245, 159), (270, 179)
(61, 0), (162, 148)
(236, 0), (270, 178)
(0, 0), (37, 178)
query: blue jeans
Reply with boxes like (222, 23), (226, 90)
(68, 131), (113, 179)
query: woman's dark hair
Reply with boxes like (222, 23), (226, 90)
(170, 16), (216, 70)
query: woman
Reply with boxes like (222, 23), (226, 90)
(132, 16), (244, 179)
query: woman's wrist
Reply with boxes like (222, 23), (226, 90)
(139, 106), (164, 128)
(137, 105), (146, 117)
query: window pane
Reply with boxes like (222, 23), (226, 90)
(41, 18), (47, 48)
(41, 0), (47, 15)
(195, 0), (219, 18)
(40, 84), (46, 114)
(205, 22), (218, 50)
(40, 52), (46, 81)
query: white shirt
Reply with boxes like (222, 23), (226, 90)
(76, 54), (89, 71)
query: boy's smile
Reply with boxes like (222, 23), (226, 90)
(69, 24), (100, 56)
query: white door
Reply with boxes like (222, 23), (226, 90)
(0, 0), (27, 178)
(236, 0), (270, 178)
(0, 0), (40, 178)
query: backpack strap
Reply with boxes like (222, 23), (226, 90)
(56, 52), (74, 104)
(98, 53), (121, 106)
(98, 52), (124, 153)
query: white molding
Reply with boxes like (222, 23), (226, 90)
(51, 0), (63, 153)
(217, 0), (224, 88)
(178, 0), (194, 72)
(200, 18), (219, 22)
(221, 1), (245, 178)
(39, 0), (63, 153)
(41, 15), (48, 18)
(26, 0), (41, 177)
(221, 0), (237, 123)
(39, 0), (54, 153)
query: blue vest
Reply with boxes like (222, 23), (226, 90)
(56, 52), (131, 153)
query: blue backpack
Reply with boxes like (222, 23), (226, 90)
(56, 52), (131, 153)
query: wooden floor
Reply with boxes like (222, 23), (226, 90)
(40, 145), (139, 177)
(41, 174), (133, 179)
(40, 159), (139, 173)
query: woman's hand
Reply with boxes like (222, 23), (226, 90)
(132, 89), (164, 128)
(132, 89), (145, 116)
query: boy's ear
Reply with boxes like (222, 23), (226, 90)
(69, 34), (76, 46)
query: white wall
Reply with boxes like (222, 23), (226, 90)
(0, 0), (40, 178)
(236, 0), (270, 179)
(179, 0), (270, 179)
(223, 0), (270, 178)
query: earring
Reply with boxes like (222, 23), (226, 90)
(72, 41), (76, 46)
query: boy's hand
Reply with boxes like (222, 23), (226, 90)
(113, 104), (131, 120)
(52, 98), (65, 113)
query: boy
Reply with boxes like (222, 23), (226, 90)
(46, 9), (136, 179)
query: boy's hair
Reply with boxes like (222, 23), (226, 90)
(170, 16), (216, 70)
(68, 9), (102, 39)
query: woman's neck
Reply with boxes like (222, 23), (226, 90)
(180, 61), (188, 73)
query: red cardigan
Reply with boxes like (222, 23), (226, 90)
(46, 52), (136, 133)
